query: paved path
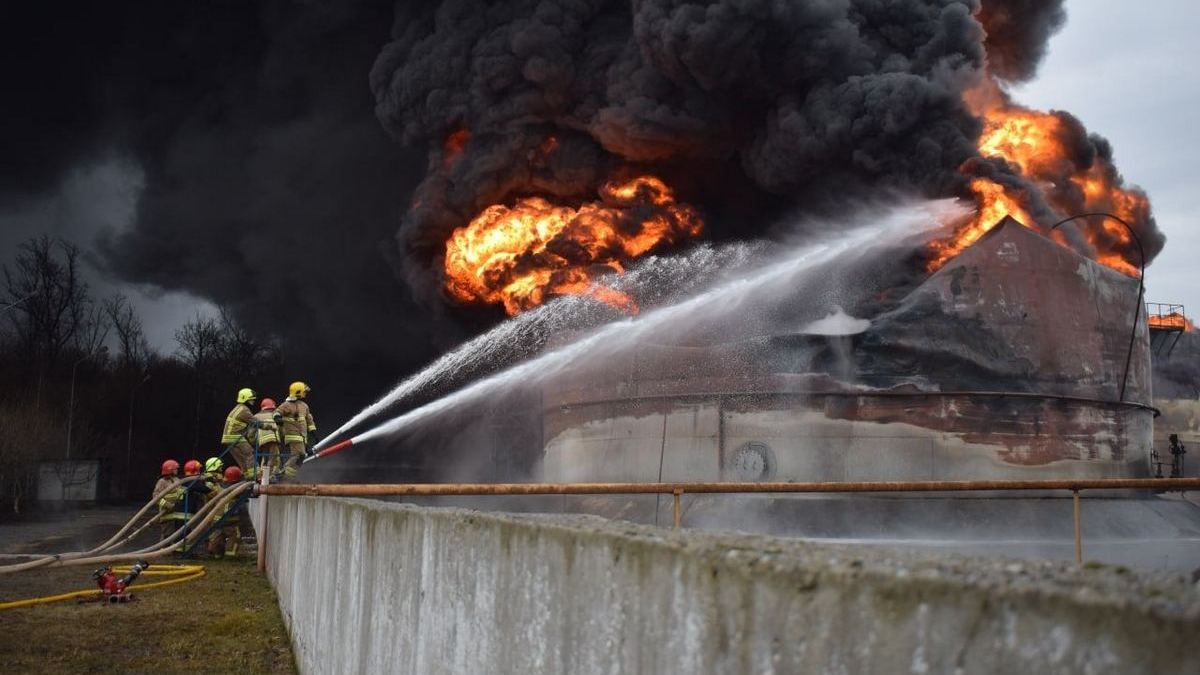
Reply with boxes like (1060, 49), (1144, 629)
(0, 506), (144, 556)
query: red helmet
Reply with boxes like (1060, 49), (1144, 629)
(183, 460), (202, 476)
(223, 466), (244, 483)
(160, 459), (180, 477)
(260, 398), (277, 411)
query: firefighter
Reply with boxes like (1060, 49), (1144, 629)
(253, 398), (283, 478)
(207, 466), (244, 558)
(160, 459), (205, 551)
(153, 459), (179, 496)
(154, 460), (181, 542)
(183, 459), (202, 477)
(275, 381), (316, 480)
(183, 456), (221, 512)
(203, 457), (225, 494)
(221, 388), (257, 473)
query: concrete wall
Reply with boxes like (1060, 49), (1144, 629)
(263, 496), (1199, 675)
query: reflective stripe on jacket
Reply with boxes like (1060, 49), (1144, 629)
(221, 404), (254, 444)
(163, 481), (210, 518)
(276, 398), (315, 445)
(252, 411), (279, 446)
(161, 486), (191, 518)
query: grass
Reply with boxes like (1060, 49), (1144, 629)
(0, 556), (296, 674)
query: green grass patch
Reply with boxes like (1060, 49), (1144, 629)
(0, 557), (295, 674)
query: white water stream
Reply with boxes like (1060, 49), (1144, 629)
(320, 200), (964, 451)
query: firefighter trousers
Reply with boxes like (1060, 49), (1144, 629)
(282, 441), (306, 479)
(258, 441), (282, 475)
(230, 441), (254, 473)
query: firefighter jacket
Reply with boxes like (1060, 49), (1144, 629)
(203, 473), (223, 499)
(276, 398), (316, 445)
(214, 481), (243, 520)
(221, 403), (255, 445)
(161, 480), (207, 521)
(153, 477), (173, 501)
(252, 410), (280, 447)
(154, 477), (179, 519)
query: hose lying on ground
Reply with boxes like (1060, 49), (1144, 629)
(0, 482), (254, 609)
(0, 476), (203, 572)
(45, 482), (254, 569)
(0, 480), (252, 574)
(0, 564), (206, 611)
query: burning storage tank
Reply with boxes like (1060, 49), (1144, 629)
(542, 217), (1153, 484)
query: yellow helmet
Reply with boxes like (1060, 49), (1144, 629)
(205, 457), (224, 474)
(288, 381), (311, 399)
(237, 387), (256, 404)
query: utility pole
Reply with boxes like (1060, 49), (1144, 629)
(126, 373), (151, 497)
(66, 346), (108, 459)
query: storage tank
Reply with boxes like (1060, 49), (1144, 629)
(542, 218), (1154, 483)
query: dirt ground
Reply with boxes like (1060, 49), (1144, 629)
(0, 506), (295, 674)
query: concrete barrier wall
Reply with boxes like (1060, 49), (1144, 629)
(263, 496), (1199, 675)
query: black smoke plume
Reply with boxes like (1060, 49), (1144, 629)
(977, 0), (1068, 82)
(373, 0), (985, 304)
(0, 0), (1161, 420)
(2, 1), (441, 421)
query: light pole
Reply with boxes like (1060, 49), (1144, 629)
(66, 346), (108, 459)
(126, 373), (151, 497)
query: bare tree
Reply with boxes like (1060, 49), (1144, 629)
(216, 305), (274, 380)
(3, 236), (89, 364)
(175, 313), (224, 452)
(3, 236), (92, 406)
(175, 313), (223, 372)
(104, 293), (151, 371)
(74, 301), (111, 360)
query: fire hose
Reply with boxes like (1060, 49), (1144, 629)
(0, 481), (253, 574)
(0, 475), (206, 574)
(0, 483), (253, 610)
(53, 482), (254, 569)
(0, 563), (206, 611)
(303, 437), (354, 464)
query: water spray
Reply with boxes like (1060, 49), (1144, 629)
(311, 201), (965, 463)
(316, 242), (759, 450)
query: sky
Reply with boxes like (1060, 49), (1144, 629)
(0, 158), (217, 350)
(1012, 0), (1199, 310)
(0, 0), (1195, 354)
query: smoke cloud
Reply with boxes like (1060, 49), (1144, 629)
(977, 0), (1068, 82)
(0, 0), (1162, 417)
(2, 1), (445, 419)
(372, 0), (993, 303)
(368, 0), (1157, 308)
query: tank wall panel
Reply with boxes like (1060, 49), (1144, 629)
(544, 398), (1151, 483)
(545, 403), (719, 482)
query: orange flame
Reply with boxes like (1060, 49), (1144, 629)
(1148, 312), (1195, 332)
(927, 177), (1032, 268)
(444, 175), (702, 315)
(930, 93), (1150, 277)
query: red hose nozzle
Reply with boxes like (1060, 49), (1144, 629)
(306, 438), (354, 463)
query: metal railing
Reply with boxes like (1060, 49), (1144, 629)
(258, 478), (1200, 564)
(1146, 302), (1189, 330)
